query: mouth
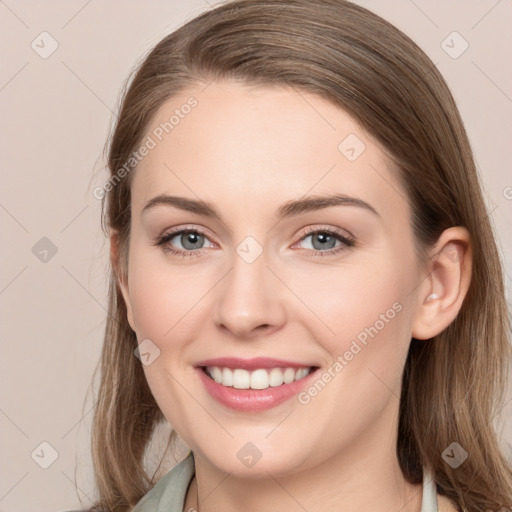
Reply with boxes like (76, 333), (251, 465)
(200, 365), (317, 390)
(194, 357), (320, 411)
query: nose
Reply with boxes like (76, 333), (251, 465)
(212, 247), (287, 340)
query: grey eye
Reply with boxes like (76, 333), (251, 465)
(302, 232), (340, 251)
(172, 231), (206, 250)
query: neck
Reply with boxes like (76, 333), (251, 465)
(184, 411), (423, 512)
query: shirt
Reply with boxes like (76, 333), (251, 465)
(132, 451), (440, 512)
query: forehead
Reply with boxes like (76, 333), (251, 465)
(131, 80), (409, 225)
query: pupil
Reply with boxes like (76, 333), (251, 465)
(182, 232), (203, 250)
(313, 232), (336, 250)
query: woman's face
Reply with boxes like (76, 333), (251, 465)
(119, 80), (426, 477)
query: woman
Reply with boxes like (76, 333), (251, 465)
(86, 0), (512, 511)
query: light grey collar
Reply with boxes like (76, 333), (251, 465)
(421, 466), (439, 512)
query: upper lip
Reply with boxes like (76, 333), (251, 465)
(195, 357), (317, 371)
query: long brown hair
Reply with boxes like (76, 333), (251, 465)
(87, 0), (512, 510)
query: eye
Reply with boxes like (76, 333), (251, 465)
(154, 225), (355, 258)
(293, 227), (355, 256)
(169, 230), (209, 250)
(155, 228), (215, 257)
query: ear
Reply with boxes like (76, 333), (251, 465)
(110, 230), (136, 332)
(411, 226), (472, 340)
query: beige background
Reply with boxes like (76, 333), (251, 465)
(1, 1), (511, 510)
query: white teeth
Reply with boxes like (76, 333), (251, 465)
(283, 368), (295, 384)
(295, 368), (309, 380)
(212, 367), (223, 383)
(269, 368), (284, 387)
(205, 366), (313, 390)
(250, 369), (269, 390)
(232, 369), (250, 389)
(222, 367), (233, 386)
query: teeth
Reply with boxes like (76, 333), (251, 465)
(205, 366), (313, 390)
(232, 369), (250, 389)
(222, 367), (233, 386)
(212, 367), (222, 383)
(250, 369), (269, 390)
(283, 367), (295, 384)
(269, 368), (284, 387)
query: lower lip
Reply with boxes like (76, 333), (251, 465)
(195, 367), (318, 412)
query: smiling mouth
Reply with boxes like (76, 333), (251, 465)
(201, 365), (318, 390)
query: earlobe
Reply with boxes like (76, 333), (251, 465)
(412, 227), (472, 340)
(109, 230), (136, 332)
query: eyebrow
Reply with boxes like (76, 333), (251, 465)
(141, 193), (380, 220)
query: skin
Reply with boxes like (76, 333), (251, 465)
(112, 80), (471, 512)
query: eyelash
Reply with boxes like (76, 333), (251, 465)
(154, 226), (355, 259)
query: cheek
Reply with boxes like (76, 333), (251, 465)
(128, 267), (175, 341)
(127, 246), (217, 344)
(285, 252), (415, 376)
(287, 256), (415, 438)
(126, 249), (213, 429)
